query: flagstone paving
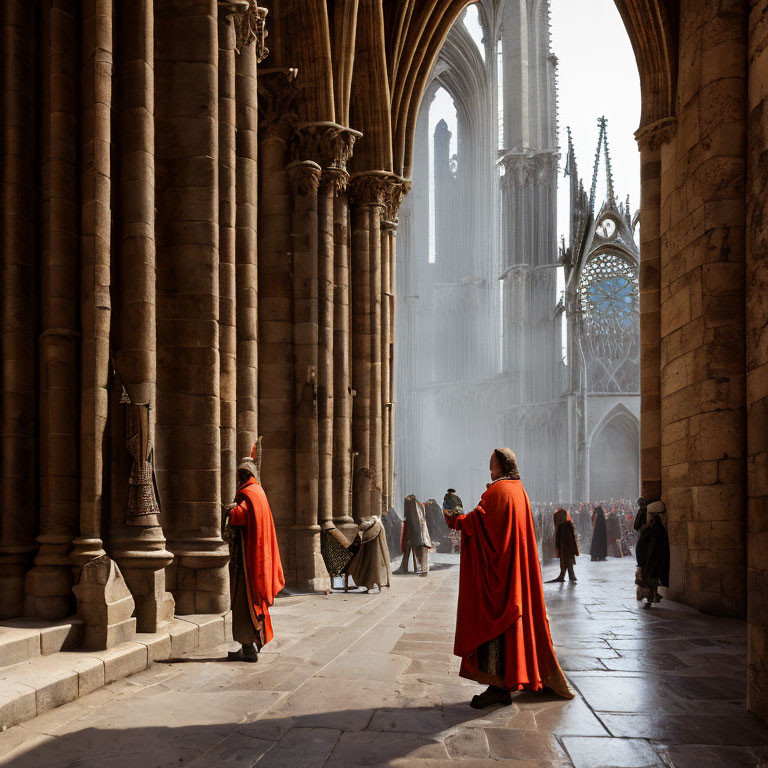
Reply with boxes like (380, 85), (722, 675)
(1, 555), (767, 767)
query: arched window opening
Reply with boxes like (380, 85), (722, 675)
(463, 4), (485, 62)
(428, 87), (458, 265)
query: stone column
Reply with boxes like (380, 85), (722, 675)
(108, 0), (175, 634)
(349, 173), (390, 521)
(291, 124), (359, 534)
(25, 0), (80, 620)
(257, 68), (297, 579)
(71, 0), (113, 573)
(634, 119), (672, 505)
(155, 0), (228, 615)
(380, 178), (409, 512)
(235, 42), (259, 459)
(0, 0), (38, 618)
(332, 191), (356, 532)
(286, 160), (326, 590)
(218, 5), (238, 506)
(380, 220), (394, 512)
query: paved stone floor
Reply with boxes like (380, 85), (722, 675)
(1, 555), (767, 767)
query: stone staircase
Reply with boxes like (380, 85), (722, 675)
(0, 613), (232, 729)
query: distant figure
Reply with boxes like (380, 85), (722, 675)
(444, 448), (573, 708)
(346, 516), (391, 592)
(635, 500), (670, 607)
(606, 509), (623, 558)
(550, 508), (579, 582)
(224, 447), (285, 662)
(443, 488), (463, 514)
(633, 497), (648, 532)
(590, 506), (608, 561)
(424, 499), (453, 553)
(397, 495), (432, 575)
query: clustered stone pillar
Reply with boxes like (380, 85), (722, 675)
(287, 159), (323, 589)
(0, 0), (38, 619)
(235, 41), (260, 460)
(108, 0), (175, 634)
(347, 173), (407, 522)
(349, 176), (384, 523)
(256, 68), (298, 578)
(25, 0), (81, 620)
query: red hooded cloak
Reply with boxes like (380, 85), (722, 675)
(445, 478), (572, 698)
(229, 477), (285, 645)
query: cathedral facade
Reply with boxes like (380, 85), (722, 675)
(395, 2), (640, 507)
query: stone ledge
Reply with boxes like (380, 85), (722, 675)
(0, 617), (84, 668)
(0, 612), (231, 729)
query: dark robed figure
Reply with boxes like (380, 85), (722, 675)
(445, 448), (572, 708)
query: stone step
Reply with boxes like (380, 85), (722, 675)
(0, 613), (231, 729)
(0, 617), (84, 669)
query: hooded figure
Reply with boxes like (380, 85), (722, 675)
(590, 506), (608, 561)
(346, 516), (391, 592)
(397, 495), (432, 575)
(425, 499), (453, 553)
(549, 508), (578, 582)
(224, 445), (285, 661)
(635, 500), (670, 607)
(444, 448), (573, 709)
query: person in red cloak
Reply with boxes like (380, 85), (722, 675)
(224, 448), (285, 662)
(444, 447), (573, 708)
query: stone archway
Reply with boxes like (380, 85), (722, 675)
(588, 405), (640, 502)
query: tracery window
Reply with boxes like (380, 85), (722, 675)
(580, 251), (637, 333)
(579, 251), (639, 392)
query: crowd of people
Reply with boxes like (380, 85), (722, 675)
(533, 498), (638, 562)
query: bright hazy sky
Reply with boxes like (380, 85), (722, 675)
(551, 0), (641, 245)
(428, 1), (641, 251)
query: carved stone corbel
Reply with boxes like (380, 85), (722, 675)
(635, 116), (676, 152)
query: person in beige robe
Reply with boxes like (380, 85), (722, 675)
(346, 516), (391, 592)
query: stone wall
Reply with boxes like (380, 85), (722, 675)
(657, 0), (748, 617)
(747, 0), (768, 726)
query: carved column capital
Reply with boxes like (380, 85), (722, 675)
(292, 123), (362, 194)
(500, 152), (536, 188)
(348, 172), (391, 209)
(348, 173), (410, 220)
(258, 67), (298, 142)
(382, 178), (411, 225)
(635, 116), (676, 153)
(533, 152), (560, 186)
(218, 1), (269, 58)
(287, 160), (321, 195)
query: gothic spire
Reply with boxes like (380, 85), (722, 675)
(600, 116), (616, 206)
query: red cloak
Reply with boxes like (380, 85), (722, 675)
(445, 479), (572, 698)
(229, 477), (285, 645)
